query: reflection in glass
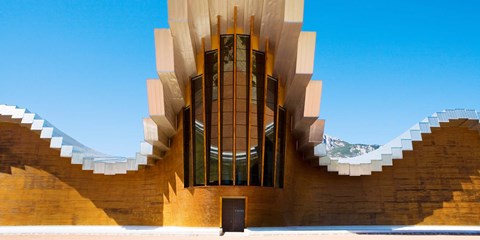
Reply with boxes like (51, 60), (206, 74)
(276, 107), (286, 188)
(205, 50), (219, 185)
(183, 107), (191, 188)
(235, 35), (250, 186)
(192, 75), (205, 186)
(249, 51), (265, 186)
(263, 76), (277, 187)
(220, 35), (234, 185)
(187, 33), (285, 188)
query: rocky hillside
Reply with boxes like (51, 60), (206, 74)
(324, 134), (380, 158)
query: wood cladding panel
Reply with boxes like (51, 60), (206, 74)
(0, 122), (165, 225)
(1, 114), (480, 226)
(288, 125), (480, 226)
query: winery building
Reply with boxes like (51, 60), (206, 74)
(0, 0), (479, 231)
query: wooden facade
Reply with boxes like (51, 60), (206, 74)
(1, 0), (479, 228)
(1, 113), (479, 226)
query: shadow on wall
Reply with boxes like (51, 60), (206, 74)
(290, 124), (480, 225)
(0, 122), (172, 225)
(0, 121), (479, 226)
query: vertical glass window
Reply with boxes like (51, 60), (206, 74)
(276, 107), (286, 188)
(205, 50), (219, 185)
(192, 75), (205, 186)
(249, 51), (265, 186)
(235, 35), (250, 186)
(183, 107), (191, 188)
(220, 35), (234, 185)
(263, 76), (277, 187)
(187, 34), (285, 188)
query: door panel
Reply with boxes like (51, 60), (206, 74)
(222, 198), (245, 232)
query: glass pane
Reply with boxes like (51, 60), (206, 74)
(237, 49), (247, 61)
(220, 35), (234, 185)
(235, 148), (248, 185)
(235, 42), (249, 185)
(249, 51), (265, 186)
(252, 50), (265, 74)
(205, 50), (219, 185)
(192, 75), (205, 186)
(237, 35), (250, 50)
(237, 61), (247, 72)
(183, 107), (191, 188)
(276, 107), (286, 188)
(222, 34), (234, 47)
(237, 72), (247, 86)
(221, 35), (234, 72)
(236, 94), (248, 183)
(222, 55), (233, 71)
(263, 76), (277, 187)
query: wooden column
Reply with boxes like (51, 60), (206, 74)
(217, 15), (222, 186)
(201, 38), (207, 186)
(232, 6), (237, 185)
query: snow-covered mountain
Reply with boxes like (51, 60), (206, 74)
(324, 134), (380, 158)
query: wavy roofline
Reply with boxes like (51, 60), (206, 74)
(0, 104), (156, 175)
(2, 104), (479, 177)
(315, 109), (480, 176)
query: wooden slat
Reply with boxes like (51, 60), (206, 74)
(259, 0), (285, 52)
(187, 0), (211, 53)
(208, 0), (228, 35)
(232, 6), (237, 185)
(146, 79), (176, 137)
(244, 0), (264, 36)
(273, 0), (305, 86)
(217, 15), (222, 186)
(284, 32), (316, 109)
(201, 38), (207, 186)
(143, 117), (170, 151)
(297, 119), (324, 151)
(167, 0), (197, 97)
(292, 80), (323, 136)
(154, 29), (185, 112)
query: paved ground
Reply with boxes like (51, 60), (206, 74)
(1, 234), (480, 240)
(1, 226), (479, 240)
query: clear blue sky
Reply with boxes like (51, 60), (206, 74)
(1, 0), (479, 157)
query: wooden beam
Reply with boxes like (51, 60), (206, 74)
(273, 0), (304, 86)
(259, 0), (284, 52)
(167, 0), (197, 98)
(217, 15), (222, 186)
(284, 31), (316, 109)
(292, 80), (322, 136)
(201, 38), (207, 186)
(146, 79), (176, 137)
(233, 6), (237, 185)
(154, 29), (185, 112)
(187, 0), (211, 53)
(142, 117), (170, 151)
(297, 119), (325, 151)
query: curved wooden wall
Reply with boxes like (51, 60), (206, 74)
(0, 112), (479, 226)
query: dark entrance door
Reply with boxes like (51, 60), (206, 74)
(222, 198), (245, 232)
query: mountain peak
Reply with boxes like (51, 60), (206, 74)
(323, 134), (380, 158)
